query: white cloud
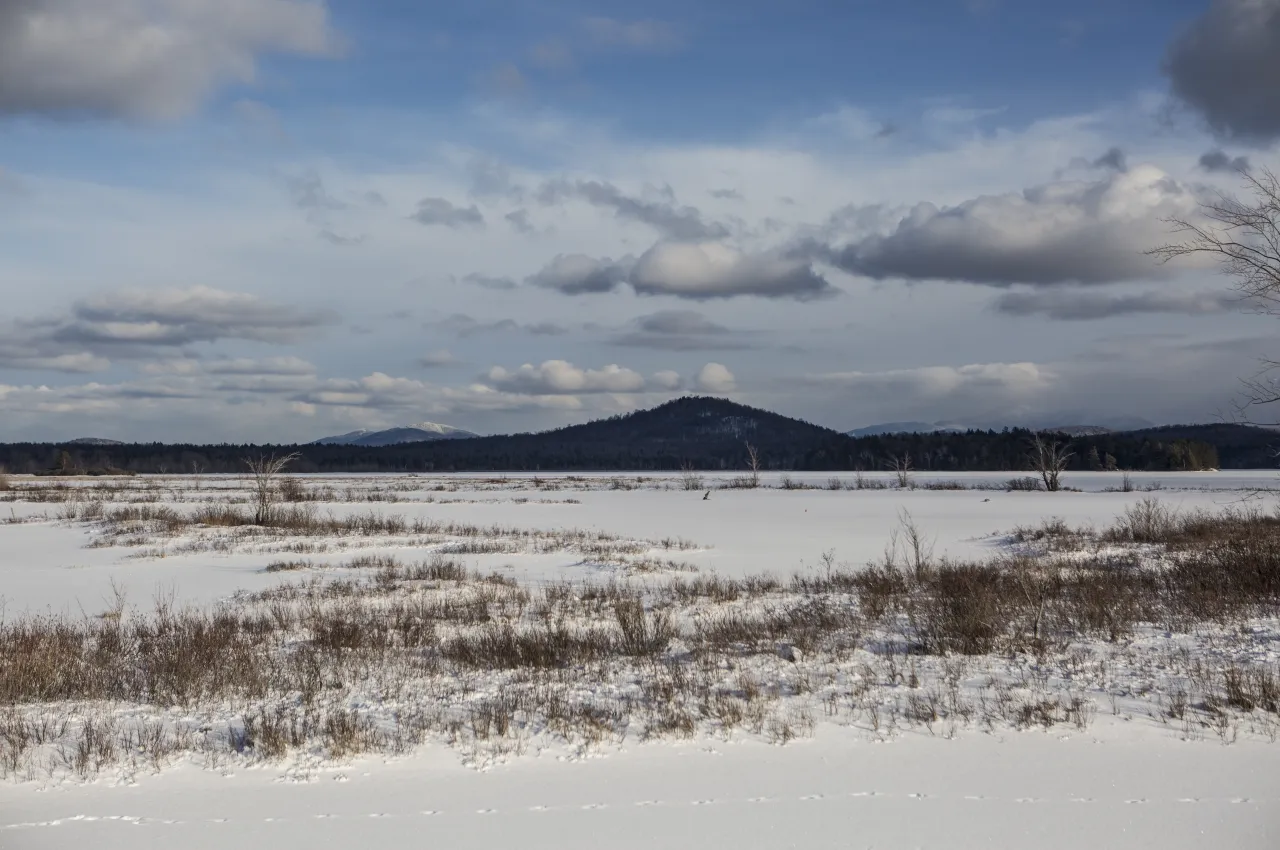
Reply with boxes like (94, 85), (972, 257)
(695, 362), (737, 393)
(823, 165), (1205, 285)
(0, 0), (339, 120)
(484, 360), (648, 395)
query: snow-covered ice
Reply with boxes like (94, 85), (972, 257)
(1, 470), (1277, 848)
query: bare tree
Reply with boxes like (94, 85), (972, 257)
(245, 452), (300, 525)
(745, 442), (762, 488)
(886, 453), (913, 489)
(679, 460), (703, 492)
(1028, 434), (1072, 492)
(1150, 167), (1280, 421)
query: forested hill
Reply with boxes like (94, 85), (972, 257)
(0, 396), (1260, 474)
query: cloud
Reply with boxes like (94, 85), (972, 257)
(611, 310), (752, 351)
(694, 363), (737, 393)
(419, 349), (457, 368)
(410, 197), (486, 228)
(460, 273), (518, 291)
(809, 361), (1052, 398)
(56, 286), (335, 347)
(1092, 147), (1128, 172)
(994, 289), (1236, 320)
(581, 17), (684, 51)
(527, 253), (635, 294)
(1199, 149), (1253, 173)
(0, 350), (110, 373)
(630, 241), (833, 300)
(710, 188), (743, 201)
(1164, 0), (1280, 143)
(0, 288), (334, 374)
(819, 165), (1202, 286)
(529, 40), (575, 71)
(0, 0), (338, 120)
(650, 370), (683, 391)
(318, 229), (365, 246)
(485, 360), (648, 395)
(429, 314), (567, 337)
(504, 209), (536, 234)
(528, 241), (832, 300)
(205, 356), (317, 375)
(295, 372), (583, 415)
(537, 179), (727, 240)
(286, 171), (346, 213)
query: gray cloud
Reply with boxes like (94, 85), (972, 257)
(429, 314), (568, 337)
(629, 241), (833, 300)
(205, 356), (317, 376)
(0, 288), (336, 372)
(529, 242), (832, 300)
(611, 310), (753, 351)
(419, 349), (457, 368)
(994, 289), (1236, 320)
(460, 273), (518, 291)
(1165, 0), (1280, 143)
(819, 166), (1201, 286)
(319, 229), (365, 246)
(1092, 147), (1127, 172)
(1199, 149), (1253, 173)
(504, 209), (536, 234)
(527, 253), (635, 294)
(286, 171), (346, 213)
(410, 197), (486, 228)
(710, 188), (743, 201)
(0, 0), (338, 120)
(537, 179), (727, 240)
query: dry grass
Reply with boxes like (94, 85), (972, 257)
(3, 498), (1279, 781)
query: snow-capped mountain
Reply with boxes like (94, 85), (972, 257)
(310, 422), (479, 446)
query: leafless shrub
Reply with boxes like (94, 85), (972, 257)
(0, 468), (9, 492)
(886, 454), (913, 489)
(1028, 434), (1072, 492)
(245, 452), (300, 525)
(744, 441), (762, 488)
(1006, 476), (1043, 492)
(679, 462), (704, 491)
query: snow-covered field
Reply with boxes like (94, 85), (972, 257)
(2, 470), (1278, 848)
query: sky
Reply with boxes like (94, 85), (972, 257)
(1, 0), (1279, 442)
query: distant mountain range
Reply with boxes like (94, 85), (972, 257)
(310, 422), (478, 447)
(67, 437), (126, 446)
(7, 398), (1268, 472)
(848, 415), (1156, 437)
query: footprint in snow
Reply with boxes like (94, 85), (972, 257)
(691, 800), (715, 806)
(799, 794), (824, 801)
(635, 801), (660, 807)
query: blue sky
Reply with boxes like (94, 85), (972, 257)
(0, 0), (1277, 441)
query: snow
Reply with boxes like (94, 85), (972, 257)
(2, 470), (1278, 848)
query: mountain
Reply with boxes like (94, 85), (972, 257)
(847, 421), (967, 437)
(67, 437), (125, 446)
(311, 421), (478, 446)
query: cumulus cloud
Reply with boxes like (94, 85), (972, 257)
(611, 310), (752, 351)
(537, 179), (727, 240)
(1092, 147), (1128, 172)
(527, 253), (635, 294)
(410, 197), (485, 228)
(820, 165), (1202, 286)
(485, 360), (648, 395)
(630, 241), (833, 300)
(0, 349), (110, 373)
(994, 289), (1235, 320)
(1165, 0), (1280, 142)
(1199, 149), (1252, 173)
(295, 372), (583, 414)
(809, 361), (1052, 399)
(528, 242), (831, 300)
(650, 370), (683, 390)
(694, 362), (737, 393)
(0, 0), (338, 120)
